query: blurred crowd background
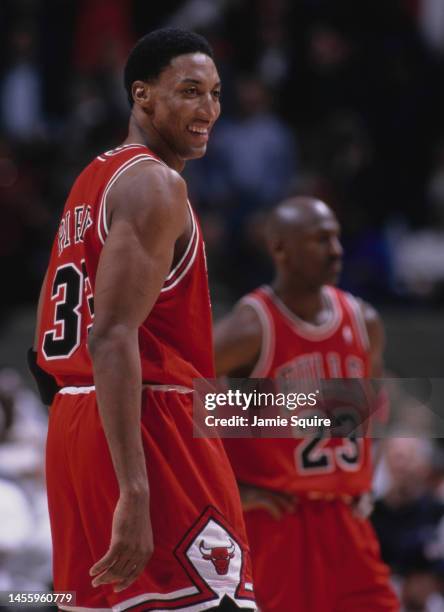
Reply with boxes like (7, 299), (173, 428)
(1, 0), (444, 610)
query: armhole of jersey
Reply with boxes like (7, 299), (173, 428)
(97, 154), (168, 245)
(160, 200), (199, 293)
(239, 295), (275, 378)
(342, 292), (370, 353)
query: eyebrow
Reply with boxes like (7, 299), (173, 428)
(180, 78), (222, 88)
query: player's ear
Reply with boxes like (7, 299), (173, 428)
(132, 81), (152, 109)
(271, 236), (290, 267)
(266, 232), (283, 261)
(273, 241), (286, 263)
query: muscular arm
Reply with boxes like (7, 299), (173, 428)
(88, 162), (189, 591)
(352, 302), (386, 519)
(213, 304), (262, 376)
(214, 304), (297, 517)
(361, 301), (385, 378)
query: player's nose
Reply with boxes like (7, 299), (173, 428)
(197, 92), (220, 123)
(330, 237), (343, 259)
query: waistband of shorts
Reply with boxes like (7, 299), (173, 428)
(302, 491), (354, 504)
(58, 384), (194, 395)
(242, 482), (358, 505)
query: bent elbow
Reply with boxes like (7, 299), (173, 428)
(88, 324), (137, 359)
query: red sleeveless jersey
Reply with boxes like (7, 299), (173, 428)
(37, 144), (215, 388)
(224, 285), (373, 496)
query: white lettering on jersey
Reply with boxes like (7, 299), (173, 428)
(58, 205), (93, 256)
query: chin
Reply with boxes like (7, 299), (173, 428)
(182, 143), (207, 160)
(329, 274), (340, 286)
(321, 272), (340, 286)
(189, 147), (207, 159)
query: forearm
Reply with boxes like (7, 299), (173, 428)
(89, 326), (148, 495)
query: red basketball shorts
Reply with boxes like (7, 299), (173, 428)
(245, 498), (399, 612)
(46, 387), (256, 611)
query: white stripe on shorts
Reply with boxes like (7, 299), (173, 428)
(58, 384), (193, 395)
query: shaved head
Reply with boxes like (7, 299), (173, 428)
(268, 197), (335, 241)
(266, 195), (343, 290)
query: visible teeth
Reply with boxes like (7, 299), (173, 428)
(188, 126), (208, 134)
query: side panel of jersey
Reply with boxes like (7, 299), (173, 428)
(224, 285), (373, 496)
(37, 144), (214, 388)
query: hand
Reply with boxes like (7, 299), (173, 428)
(239, 484), (297, 520)
(90, 490), (153, 592)
(351, 491), (374, 520)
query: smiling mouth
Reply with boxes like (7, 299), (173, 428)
(187, 125), (209, 141)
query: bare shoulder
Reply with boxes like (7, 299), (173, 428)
(357, 299), (383, 333)
(107, 161), (188, 233)
(92, 163), (189, 336)
(356, 298), (385, 368)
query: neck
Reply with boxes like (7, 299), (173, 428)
(125, 111), (185, 172)
(272, 275), (325, 324)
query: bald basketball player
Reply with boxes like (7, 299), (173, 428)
(215, 197), (399, 611)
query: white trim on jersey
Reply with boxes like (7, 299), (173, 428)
(97, 154), (168, 245)
(97, 144), (152, 162)
(342, 293), (370, 353)
(262, 285), (343, 341)
(240, 295), (275, 378)
(160, 212), (200, 293)
(96, 158), (199, 292)
(164, 201), (196, 282)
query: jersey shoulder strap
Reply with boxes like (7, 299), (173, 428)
(239, 287), (275, 378)
(95, 144), (168, 245)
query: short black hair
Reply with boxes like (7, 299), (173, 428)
(124, 28), (214, 106)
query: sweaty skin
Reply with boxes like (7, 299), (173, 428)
(214, 197), (385, 519)
(35, 52), (221, 593)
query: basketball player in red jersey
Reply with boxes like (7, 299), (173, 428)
(28, 29), (256, 612)
(215, 197), (399, 611)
